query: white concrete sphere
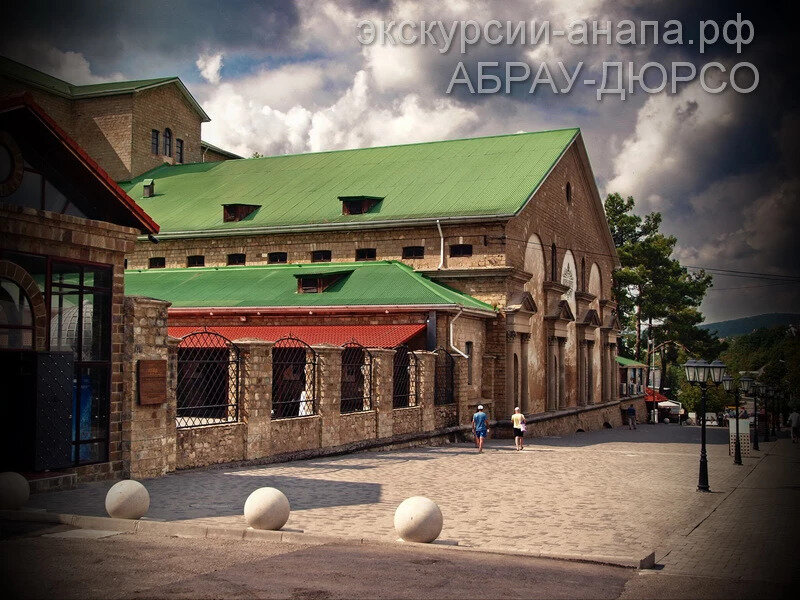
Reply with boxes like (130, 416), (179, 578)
(244, 487), (290, 530)
(105, 480), (150, 519)
(0, 472), (30, 510)
(394, 496), (443, 543)
(663, 418), (670, 424)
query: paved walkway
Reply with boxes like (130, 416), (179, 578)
(26, 423), (794, 570)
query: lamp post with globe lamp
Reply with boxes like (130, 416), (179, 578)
(723, 374), (752, 465)
(683, 358), (726, 491)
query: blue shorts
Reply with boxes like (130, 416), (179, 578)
(475, 429), (487, 438)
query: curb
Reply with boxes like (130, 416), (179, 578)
(0, 509), (654, 570)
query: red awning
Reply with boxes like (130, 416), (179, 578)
(169, 324), (426, 348)
(645, 387), (669, 403)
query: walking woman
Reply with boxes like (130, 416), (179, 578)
(511, 407), (526, 451)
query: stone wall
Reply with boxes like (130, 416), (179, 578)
(176, 423), (246, 469)
(121, 297), (177, 479)
(130, 84), (203, 178)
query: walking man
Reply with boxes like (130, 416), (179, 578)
(472, 404), (488, 453)
(788, 408), (800, 443)
(627, 403), (637, 430)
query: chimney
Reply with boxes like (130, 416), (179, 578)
(142, 179), (155, 198)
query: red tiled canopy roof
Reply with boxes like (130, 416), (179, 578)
(645, 387), (669, 403)
(169, 324), (426, 348)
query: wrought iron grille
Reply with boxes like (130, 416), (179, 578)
(272, 336), (317, 419)
(340, 341), (373, 413)
(434, 347), (455, 405)
(176, 331), (240, 428)
(392, 344), (418, 408)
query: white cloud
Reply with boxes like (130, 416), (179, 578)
(605, 80), (737, 212)
(196, 52), (224, 84)
(0, 42), (124, 84)
(201, 68), (479, 157)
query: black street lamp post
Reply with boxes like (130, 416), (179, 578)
(752, 383), (761, 451)
(724, 375), (752, 465)
(684, 358), (725, 491)
(770, 388), (778, 437)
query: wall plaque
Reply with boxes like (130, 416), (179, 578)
(138, 359), (167, 405)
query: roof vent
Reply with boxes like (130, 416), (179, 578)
(142, 179), (155, 198)
(339, 196), (383, 215)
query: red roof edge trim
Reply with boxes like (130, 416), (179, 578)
(0, 93), (159, 235)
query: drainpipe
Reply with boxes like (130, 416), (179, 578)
(436, 219), (444, 270)
(449, 308), (469, 358)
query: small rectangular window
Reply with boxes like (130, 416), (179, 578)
(311, 250), (332, 263)
(148, 257), (165, 269)
(150, 130), (159, 155)
(268, 252), (288, 264)
(465, 341), (473, 385)
(227, 253), (245, 266)
(355, 248), (376, 261)
(449, 244), (473, 258)
(176, 139), (184, 164)
(187, 255), (205, 267)
(402, 246), (425, 259)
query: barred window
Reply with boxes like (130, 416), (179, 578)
(402, 246), (424, 259)
(268, 252), (288, 264)
(355, 248), (376, 261)
(449, 244), (472, 258)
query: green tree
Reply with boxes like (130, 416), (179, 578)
(604, 193), (718, 368)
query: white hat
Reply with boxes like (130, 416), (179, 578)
(477, 404), (484, 410)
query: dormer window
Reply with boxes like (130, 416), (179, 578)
(296, 270), (352, 293)
(339, 195), (383, 215)
(223, 203), (261, 222)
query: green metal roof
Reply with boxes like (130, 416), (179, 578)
(0, 56), (209, 121)
(124, 260), (497, 312)
(616, 356), (648, 368)
(119, 128), (579, 235)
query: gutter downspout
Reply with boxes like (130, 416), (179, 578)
(436, 219), (444, 270)
(449, 308), (469, 358)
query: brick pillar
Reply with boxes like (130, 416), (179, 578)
(234, 339), (273, 460)
(453, 354), (470, 424)
(314, 344), (343, 448)
(416, 351), (436, 432)
(370, 348), (395, 439)
(121, 296), (177, 479)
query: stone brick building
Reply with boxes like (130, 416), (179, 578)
(2, 58), (630, 480)
(0, 56), (238, 181)
(120, 129), (623, 422)
(0, 94), (159, 484)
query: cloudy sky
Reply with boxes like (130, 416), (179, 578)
(1, 0), (797, 324)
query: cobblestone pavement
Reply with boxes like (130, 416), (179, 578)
(26, 425), (789, 566)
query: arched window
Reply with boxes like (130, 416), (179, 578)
(163, 128), (173, 157)
(0, 277), (34, 349)
(550, 243), (557, 281)
(566, 181), (572, 203)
